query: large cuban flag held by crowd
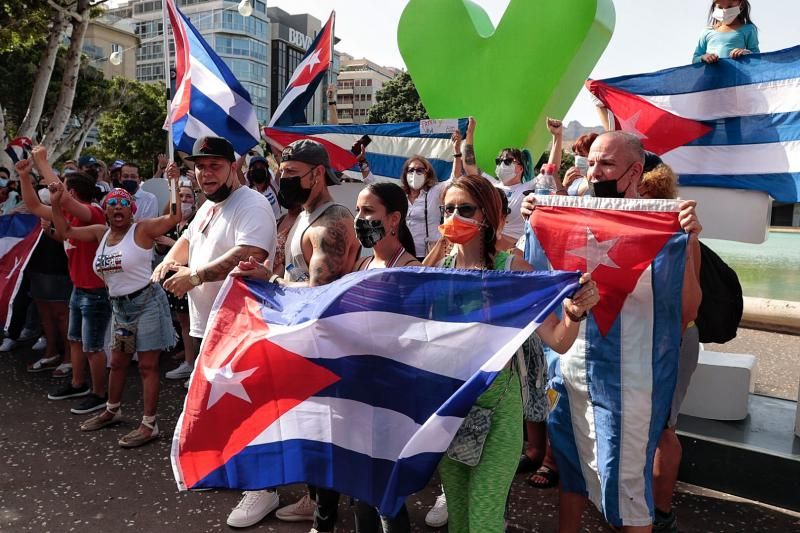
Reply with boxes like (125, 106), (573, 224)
(264, 119), (468, 182)
(165, 0), (260, 157)
(525, 196), (687, 527)
(171, 267), (580, 516)
(0, 214), (42, 329)
(587, 45), (800, 202)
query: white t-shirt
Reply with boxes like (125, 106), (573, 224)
(184, 186), (277, 337)
(481, 172), (529, 241)
(134, 188), (159, 221)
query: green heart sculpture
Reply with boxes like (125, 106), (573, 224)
(398, 0), (615, 172)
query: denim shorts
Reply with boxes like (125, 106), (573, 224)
(110, 283), (176, 353)
(30, 273), (73, 302)
(68, 287), (112, 352)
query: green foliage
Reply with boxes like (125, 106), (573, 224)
(93, 80), (167, 172)
(0, 0), (53, 52)
(367, 71), (428, 124)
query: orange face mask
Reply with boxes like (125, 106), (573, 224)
(439, 213), (483, 244)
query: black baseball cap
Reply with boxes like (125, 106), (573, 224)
(281, 139), (341, 185)
(185, 136), (236, 162)
(78, 155), (98, 167)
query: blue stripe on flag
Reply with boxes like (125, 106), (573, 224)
(309, 356), (465, 425)
(195, 439), (442, 517)
(586, 315), (623, 525)
(0, 213), (38, 239)
(601, 44), (800, 96)
(249, 269), (580, 330)
(436, 370), (502, 418)
(678, 172), (800, 203)
(688, 111), (800, 146)
(280, 119), (469, 139)
(189, 89), (260, 150)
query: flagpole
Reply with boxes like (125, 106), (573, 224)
(162, 0), (174, 162)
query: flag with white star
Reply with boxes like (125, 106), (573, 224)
(525, 195), (688, 528)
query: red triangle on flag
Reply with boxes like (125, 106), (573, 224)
(531, 206), (681, 336)
(586, 80), (712, 156)
(177, 280), (340, 488)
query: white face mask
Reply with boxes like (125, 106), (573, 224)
(495, 163), (517, 184)
(713, 5), (741, 24)
(407, 172), (426, 190)
(180, 201), (194, 219)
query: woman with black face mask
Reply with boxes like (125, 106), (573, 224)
(247, 156), (281, 221)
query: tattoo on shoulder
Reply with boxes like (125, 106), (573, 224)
(464, 144), (476, 166)
(309, 215), (353, 285)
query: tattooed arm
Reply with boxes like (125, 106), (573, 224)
(198, 245), (268, 283)
(306, 205), (360, 287)
(462, 116), (479, 175)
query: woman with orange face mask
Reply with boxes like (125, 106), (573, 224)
(422, 174), (599, 533)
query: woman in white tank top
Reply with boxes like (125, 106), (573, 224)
(51, 182), (182, 448)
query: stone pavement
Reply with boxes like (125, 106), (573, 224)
(1, 328), (799, 533)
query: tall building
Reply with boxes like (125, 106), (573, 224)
(106, 0), (271, 123)
(82, 17), (139, 80)
(267, 6), (339, 125)
(334, 54), (396, 125)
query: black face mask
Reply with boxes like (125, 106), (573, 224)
(120, 180), (139, 195)
(84, 167), (99, 181)
(354, 218), (386, 248)
(278, 170), (313, 208)
(205, 171), (234, 203)
(249, 168), (268, 184)
(589, 163), (634, 199)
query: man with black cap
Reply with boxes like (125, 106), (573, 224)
(153, 135), (276, 363)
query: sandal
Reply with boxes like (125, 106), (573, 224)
(81, 407), (123, 432)
(27, 355), (60, 373)
(517, 453), (541, 474)
(119, 417), (159, 448)
(527, 465), (559, 489)
(51, 362), (72, 378)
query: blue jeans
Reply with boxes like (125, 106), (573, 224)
(68, 287), (111, 352)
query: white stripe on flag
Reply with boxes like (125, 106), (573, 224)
(190, 59), (259, 137)
(398, 412), (467, 459)
(0, 237), (23, 259)
(250, 396), (423, 461)
(617, 266), (655, 525)
(310, 133), (457, 161)
(561, 326), (602, 506)
(266, 311), (531, 380)
(641, 77), (800, 120)
(268, 84), (308, 127)
(663, 141), (800, 174)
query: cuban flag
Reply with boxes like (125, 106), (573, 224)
(164, 0), (260, 157)
(587, 45), (800, 203)
(4, 137), (33, 164)
(171, 267), (580, 516)
(0, 214), (42, 329)
(268, 12), (334, 127)
(525, 196), (687, 527)
(264, 119), (468, 182)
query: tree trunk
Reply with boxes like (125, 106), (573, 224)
(0, 103), (12, 170)
(41, 0), (91, 152)
(51, 113), (98, 162)
(17, 7), (68, 140)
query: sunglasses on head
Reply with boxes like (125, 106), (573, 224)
(106, 198), (131, 208)
(407, 167), (426, 175)
(495, 157), (516, 166)
(440, 203), (479, 218)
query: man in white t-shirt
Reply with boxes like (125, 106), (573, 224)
(119, 163), (159, 220)
(154, 136), (276, 346)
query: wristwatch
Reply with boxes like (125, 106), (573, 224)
(189, 269), (202, 287)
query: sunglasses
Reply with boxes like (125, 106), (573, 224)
(407, 167), (427, 175)
(106, 198), (131, 208)
(495, 157), (516, 166)
(440, 203), (479, 218)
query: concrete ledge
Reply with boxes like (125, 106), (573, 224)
(741, 297), (800, 335)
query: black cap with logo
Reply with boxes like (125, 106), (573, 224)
(185, 136), (236, 162)
(281, 139), (341, 185)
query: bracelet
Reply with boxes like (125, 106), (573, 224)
(328, 102), (336, 106)
(269, 274), (281, 285)
(454, 153), (462, 158)
(564, 307), (587, 323)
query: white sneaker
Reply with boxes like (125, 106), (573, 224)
(0, 338), (17, 352)
(165, 360), (193, 380)
(32, 336), (47, 351)
(425, 491), (448, 527)
(226, 490), (279, 528)
(275, 493), (316, 522)
(18, 328), (38, 342)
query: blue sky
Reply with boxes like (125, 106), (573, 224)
(272, 0), (800, 125)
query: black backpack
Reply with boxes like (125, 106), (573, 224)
(695, 241), (744, 344)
